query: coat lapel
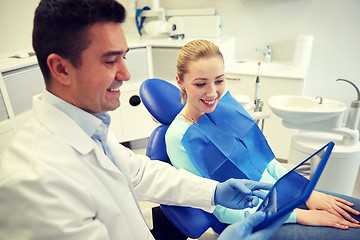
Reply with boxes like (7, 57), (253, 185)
(33, 95), (121, 174)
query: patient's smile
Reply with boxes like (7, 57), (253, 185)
(201, 98), (218, 107)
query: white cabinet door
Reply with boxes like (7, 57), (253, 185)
(110, 83), (156, 143)
(152, 47), (180, 81)
(109, 47), (157, 143)
(125, 47), (150, 84)
(0, 63), (44, 152)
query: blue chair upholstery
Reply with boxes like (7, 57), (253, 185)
(140, 78), (183, 125)
(140, 78), (227, 239)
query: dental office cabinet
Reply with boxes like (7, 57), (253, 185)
(0, 36), (306, 161)
(0, 56), (44, 152)
(225, 69), (304, 161)
(137, 35), (306, 160)
(0, 37), (236, 151)
(0, 47), (155, 151)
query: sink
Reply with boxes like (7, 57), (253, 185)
(268, 95), (347, 128)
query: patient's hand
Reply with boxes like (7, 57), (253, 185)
(305, 191), (359, 224)
(296, 209), (360, 229)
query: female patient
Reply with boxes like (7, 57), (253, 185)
(165, 39), (360, 238)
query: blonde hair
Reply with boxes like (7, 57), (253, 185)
(176, 39), (224, 102)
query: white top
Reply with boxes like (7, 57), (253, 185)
(0, 92), (218, 240)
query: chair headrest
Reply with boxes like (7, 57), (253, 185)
(140, 78), (184, 125)
(146, 125), (171, 164)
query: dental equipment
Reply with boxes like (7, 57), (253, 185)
(279, 79), (360, 195)
(254, 61), (261, 107)
(256, 45), (272, 63)
(254, 62), (265, 130)
(337, 79), (360, 133)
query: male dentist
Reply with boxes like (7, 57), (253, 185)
(0, 0), (286, 239)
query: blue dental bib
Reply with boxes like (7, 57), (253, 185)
(181, 91), (274, 182)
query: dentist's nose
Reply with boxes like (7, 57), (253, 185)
(116, 60), (131, 82)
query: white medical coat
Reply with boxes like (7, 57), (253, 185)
(0, 94), (218, 240)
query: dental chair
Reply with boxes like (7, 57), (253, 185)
(140, 78), (228, 239)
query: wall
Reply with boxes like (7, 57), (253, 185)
(158, 0), (360, 119)
(1, 0), (359, 118)
(0, 0), (134, 54)
(0, 0), (40, 54)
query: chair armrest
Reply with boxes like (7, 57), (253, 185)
(160, 205), (213, 239)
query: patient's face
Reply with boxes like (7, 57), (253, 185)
(180, 56), (225, 120)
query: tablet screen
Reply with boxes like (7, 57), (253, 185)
(254, 143), (331, 230)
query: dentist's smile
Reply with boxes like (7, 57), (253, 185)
(107, 81), (123, 95)
(106, 85), (121, 98)
(107, 86), (121, 92)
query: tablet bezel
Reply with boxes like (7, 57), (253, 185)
(253, 141), (335, 231)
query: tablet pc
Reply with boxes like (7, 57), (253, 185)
(253, 141), (335, 231)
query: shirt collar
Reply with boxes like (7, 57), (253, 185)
(42, 90), (102, 137)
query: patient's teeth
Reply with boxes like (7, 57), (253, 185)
(204, 100), (215, 104)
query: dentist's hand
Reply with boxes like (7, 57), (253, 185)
(214, 178), (272, 209)
(218, 211), (290, 240)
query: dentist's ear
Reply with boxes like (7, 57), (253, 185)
(47, 53), (71, 86)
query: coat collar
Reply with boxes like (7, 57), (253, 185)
(32, 93), (131, 175)
(33, 94), (96, 156)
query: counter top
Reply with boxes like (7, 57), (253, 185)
(0, 35), (235, 72)
(0, 54), (38, 73)
(225, 61), (306, 80)
(126, 35), (306, 80)
(126, 34), (235, 48)
(1, 35), (306, 80)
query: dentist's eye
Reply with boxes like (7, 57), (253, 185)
(105, 58), (117, 65)
(106, 61), (116, 65)
(105, 57), (120, 65)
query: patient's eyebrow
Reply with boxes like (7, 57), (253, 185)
(216, 74), (225, 79)
(193, 74), (224, 81)
(194, 77), (208, 81)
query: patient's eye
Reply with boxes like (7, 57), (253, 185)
(215, 79), (224, 84)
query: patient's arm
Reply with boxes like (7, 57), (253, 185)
(265, 159), (289, 180)
(305, 191), (360, 224)
(295, 208), (360, 229)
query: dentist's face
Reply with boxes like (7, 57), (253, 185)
(66, 22), (131, 114)
(179, 57), (225, 120)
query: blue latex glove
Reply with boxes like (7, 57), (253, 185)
(217, 211), (291, 240)
(258, 187), (277, 216)
(214, 178), (272, 209)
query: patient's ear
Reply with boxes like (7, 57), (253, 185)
(176, 75), (184, 89)
(47, 53), (71, 86)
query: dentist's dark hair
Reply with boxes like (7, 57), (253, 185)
(32, 0), (126, 84)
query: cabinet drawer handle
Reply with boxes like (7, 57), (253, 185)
(129, 95), (141, 106)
